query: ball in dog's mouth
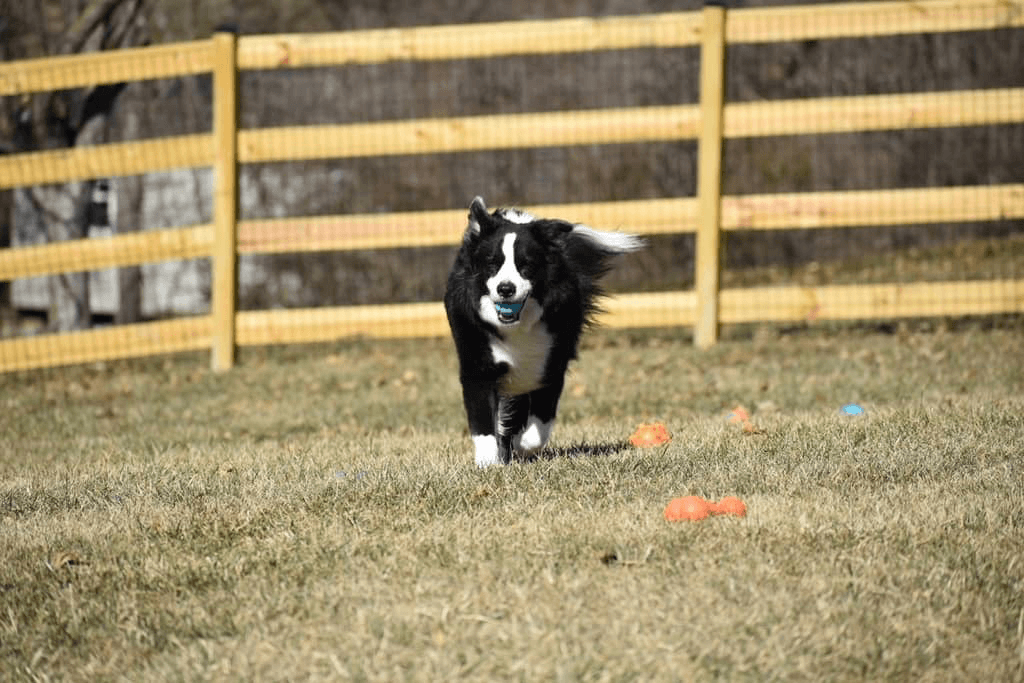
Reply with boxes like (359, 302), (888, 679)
(494, 300), (525, 324)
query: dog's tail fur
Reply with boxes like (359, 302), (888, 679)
(563, 224), (644, 283)
(569, 225), (645, 256)
(557, 225), (644, 327)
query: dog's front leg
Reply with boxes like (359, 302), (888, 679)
(461, 380), (503, 467)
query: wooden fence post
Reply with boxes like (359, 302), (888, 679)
(694, 1), (727, 348)
(211, 29), (239, 371)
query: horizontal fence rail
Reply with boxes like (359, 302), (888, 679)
(4, 183), (1021, 279)
(0, 41), (215, 96)
(0, 317), (212, 373)
(235, 13), (706, 68)
(237, 184), (1024, 253)
(0, 225), (213, 280)
(1, 0), (1023, 371)
(0, 134), (213, 189)
(232, 0), (1024, 71)
(9, 0), (1018, 97)
(6, 88), (1023, 188)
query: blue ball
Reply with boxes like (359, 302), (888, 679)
(495, 301), (524, 316)
(841, 403), (864, 416)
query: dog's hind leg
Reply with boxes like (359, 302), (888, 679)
(514, 381), (563, 455)
(498, 394), (530, 464)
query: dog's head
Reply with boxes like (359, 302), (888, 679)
(462, 196), (573, 327)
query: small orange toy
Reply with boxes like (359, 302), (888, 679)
(629, 422), (671, 447)
(664, 495), (711, 521)
(714, 496), (747, 517)
(727, 405), (762, 434)
(726, 406), (750, 424)
(664, 495), (747, 521)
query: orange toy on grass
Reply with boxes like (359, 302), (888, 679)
(714, 496), (747, 517)
(663, 495), (711, 521)
(629, 422), (671, 447)
(664, 495), (747, 521)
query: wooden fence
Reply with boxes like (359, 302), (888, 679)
(1, 0), (1023, 372)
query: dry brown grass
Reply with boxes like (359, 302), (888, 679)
(1, 319), (1023, 681)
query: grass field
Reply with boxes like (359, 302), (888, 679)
(1, 319), (1023, 681)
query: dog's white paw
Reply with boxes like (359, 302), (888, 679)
(514, 416), (553, 454)
(472, 434), (501, 468)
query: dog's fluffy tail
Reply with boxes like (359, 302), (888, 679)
(563, 225), (644, 283)
(560, 225), (644, 327)
(569, 225), (645, 256)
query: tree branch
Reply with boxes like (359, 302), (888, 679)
(61, 0), (125, 55)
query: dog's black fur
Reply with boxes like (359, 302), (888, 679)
(444, 197), (643, 466)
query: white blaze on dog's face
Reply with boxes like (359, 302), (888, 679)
(478, 231), (540, 328)
(487, 233), (531, 302)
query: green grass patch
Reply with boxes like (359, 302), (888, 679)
(1, 322), (1022, 681)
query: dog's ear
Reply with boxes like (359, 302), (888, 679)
(467, 196), (493, 236)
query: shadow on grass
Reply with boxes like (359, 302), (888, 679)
(518, 440), (633, 463)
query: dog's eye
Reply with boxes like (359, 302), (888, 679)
(486, 249), (506, 268)
(472, 245), (499, 265)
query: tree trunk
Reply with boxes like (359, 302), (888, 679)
(115, 86), (145, 325)
(115, 181), (144, 325)
(45, 113), (109, 331)
(0, 188), (12, 331)
(45, 180), (93, 331)
(4, 0), (147, 331)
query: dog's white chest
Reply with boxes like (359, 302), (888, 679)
(490, 323), (552, 396)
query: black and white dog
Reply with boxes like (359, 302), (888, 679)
(444, 197), (643, 467)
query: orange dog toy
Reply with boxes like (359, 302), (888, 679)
(629, 422), (671, 447)
(664, 495), (747, 521)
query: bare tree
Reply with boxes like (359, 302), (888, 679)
(0, 15), (16, 329)
(112, 85), (146, 325)
(9, 0), (147, 331)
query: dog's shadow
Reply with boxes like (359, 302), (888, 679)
(516, 440), (632, 463)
